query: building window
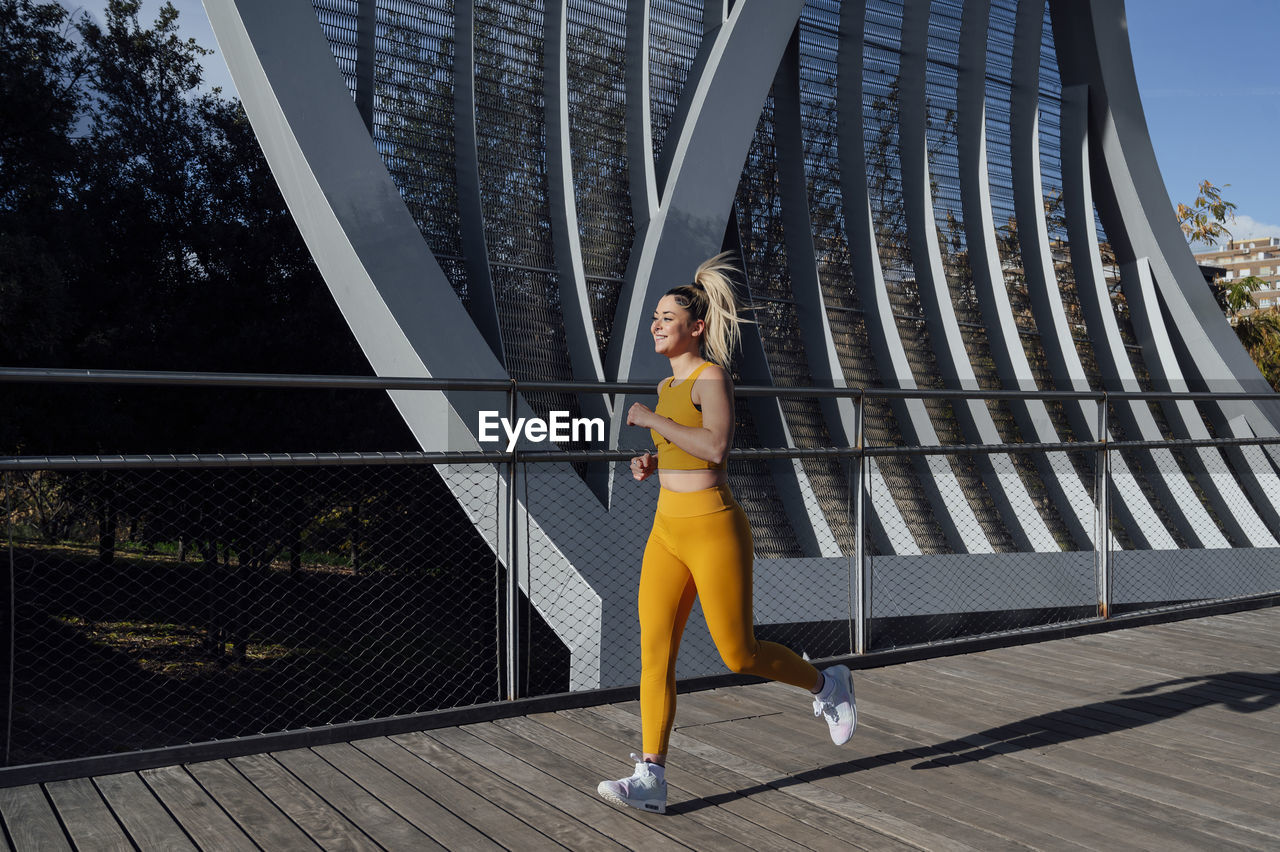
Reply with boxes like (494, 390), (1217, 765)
(1259, 299), (1273, 308)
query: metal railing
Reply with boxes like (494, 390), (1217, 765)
(3, 367), (1280, 770)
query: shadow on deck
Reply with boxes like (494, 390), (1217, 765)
(1, 607), (1278, 851)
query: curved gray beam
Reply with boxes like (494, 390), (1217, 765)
(1124, 257), (1275, 546)
(1047, 1), (1275, 403)
(1057, 83), (1227, 549)
(625, 0), (658, 229)
(354, 0), (374, 132)
(454, 0), (505, 364)
(773, 28), (918, 555)
(702, 0), (728, 30)
(605, 1), (832, 558)
(543, 1), (612, 408)
(1008, 0), (1168, 550)
(202, 0), (611, 687)
(1048, 0), (1280, 543)
(606, 0), (804, 383)
(956, 0), (1094, 550)
(837, 0), (990, 554)
(898, 0), (1056, 553)
(728, 212), (841, 558)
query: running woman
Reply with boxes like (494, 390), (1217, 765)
(597, 253), (857, 815)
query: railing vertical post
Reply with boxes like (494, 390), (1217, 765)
(853, 389), (867, 655)
(505, 380), (519, 700)
(1096, 393), (1112, 619)
(4, 471), (14, 765)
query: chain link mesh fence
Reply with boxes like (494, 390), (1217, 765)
(866, 447), (1100, 651)
(2, 463), (506, 765)
(4, 377), (1280, 769)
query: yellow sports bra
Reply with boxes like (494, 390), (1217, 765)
(651, 361), (727, 470)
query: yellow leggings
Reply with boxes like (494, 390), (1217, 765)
(639, 484), (819, 755)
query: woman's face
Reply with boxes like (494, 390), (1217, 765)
(652, 294), (703, 357)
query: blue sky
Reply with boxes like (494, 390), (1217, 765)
(81, 1), (1279, 244)
(1126, 0), (1280, 242)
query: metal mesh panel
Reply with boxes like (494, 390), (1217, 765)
(567, 0), (632, 354)
(866, 447), (1099, 651)
(474, 0), (553, 270)
(648, 0), (701, 164)
(3, 463), (505, 765)
(471, 0), (578, 428)
(313, 1), (361, 99)
(728, 413), (802, 559)
(734, 90), (858, 556)
(374, 2), (464, 277)
(1109, 443), (1280, 615)
(490, 265), (579, 424)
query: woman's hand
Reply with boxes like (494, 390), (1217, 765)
(630, 451), (657, 481)
(627, 401), (658, 429)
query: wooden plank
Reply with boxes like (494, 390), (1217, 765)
(94, 772), (197, 851)
(493, 713), (804, 852)
(311, 742), (503, 851)
(857, 673), (1279, 849)
(517, 710), (864, 852)
(466, 718), (746, 850)
(353, 736), (565, 852)
(186, 759), (322, 851)
(588, 702), (986, 852)
(865, 647), (1274, 757)
(910, 646), (1280, 780)
(427, 725), (688, 851)
(918, 652), (1280, 801)
(228, 753), (380, 852)
(743, 650), (1280, 852)
(391, 730), (628, 851)
(688, 691), (1098, 852)
(708, 688), (1214, 852)
(271, 748), (442, 852)
(44, 777), (132, 852)
(0, 786), (71, 852)
(555, 706), (908, 852)
(141, 764), (259, 852)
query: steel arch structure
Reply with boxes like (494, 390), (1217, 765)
(203, 0), (1280, 689)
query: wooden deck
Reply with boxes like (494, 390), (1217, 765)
(2, 606), (1278, 851)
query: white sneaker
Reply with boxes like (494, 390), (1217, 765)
(813, 665), (857, 745)
(597, 754), (667, 814)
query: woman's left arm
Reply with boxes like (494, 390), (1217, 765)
(632, 365), (734, 465)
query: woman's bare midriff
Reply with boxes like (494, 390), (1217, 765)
(657, 468), (729, 492)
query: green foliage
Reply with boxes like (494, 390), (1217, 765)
(0, 0), (411, 455)
(1232, 306), (1280, 391)
(1174, 179), (1280, 390)
(1222, 274), (1264, 315)
(1176, 179), (1236, 247)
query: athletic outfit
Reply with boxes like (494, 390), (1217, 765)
(640, 361), (820, 755)
(598, 360), (857, 814)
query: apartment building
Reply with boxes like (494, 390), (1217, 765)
(1194, 236), (1280, 316)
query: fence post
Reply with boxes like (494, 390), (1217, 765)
(853, 390), (867, 655)
(4, 471), (14, 765)
(505, 380), (519, 700)
(1096, 393), (1112, 619)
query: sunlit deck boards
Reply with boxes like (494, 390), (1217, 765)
(2, 606), (1278, 851)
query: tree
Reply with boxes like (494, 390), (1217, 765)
(1176, 179), (1236, 247)
(1175, 181), (1280, 389)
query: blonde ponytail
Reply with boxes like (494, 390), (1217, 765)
(665, 252), (751, 367)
